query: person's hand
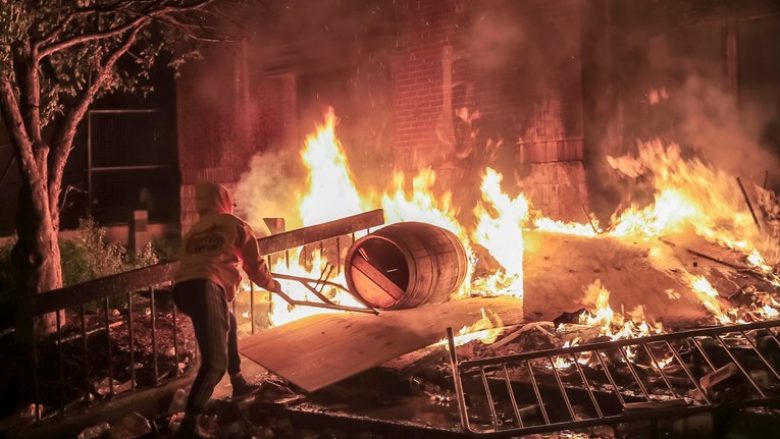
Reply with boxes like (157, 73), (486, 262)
(268, 279), (283, 295)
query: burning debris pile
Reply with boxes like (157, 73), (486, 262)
(237, 109), (780, 330)
(6, 106), (752, 438)
(52, 107), (780, 438)
(226, 108), (780, 436)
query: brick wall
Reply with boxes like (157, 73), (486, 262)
(392, 0), (466, 169)
(252, 73), (298, 157)
(177, 0), (588, 228)
(176, 44), (298, 229)
(391, 0), (588, 219)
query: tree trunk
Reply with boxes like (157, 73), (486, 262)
(13, 177), (63, 337)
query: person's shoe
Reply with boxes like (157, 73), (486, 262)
(230, 374), (261, 399)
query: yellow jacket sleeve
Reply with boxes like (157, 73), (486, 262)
(236, 223), (275, 291)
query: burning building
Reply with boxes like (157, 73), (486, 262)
(172, 0), (780, 329)
(3, 0), (780, 438)
(177, 1), (780, 436)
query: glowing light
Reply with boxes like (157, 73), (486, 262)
(472, 168), (529, 298)
(299, 107), (366, 226)
(437, 308), (505, 347)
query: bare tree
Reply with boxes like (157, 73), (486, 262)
(0, 0), (239, 334)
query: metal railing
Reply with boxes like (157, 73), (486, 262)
(447, 319), (780, 437)
(25, 210), (385, 422)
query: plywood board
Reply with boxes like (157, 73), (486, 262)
(523, 230), (712, 325)
(239, 297), (523, 392)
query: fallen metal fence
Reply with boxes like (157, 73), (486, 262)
(447, 319), (780, 437)
(25, 210), (385, 423)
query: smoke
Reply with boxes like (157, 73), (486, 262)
(588, 20), (780, 217)
(231, 6), (396, 231)
(672, 76), (780, 186)
(203, 2), (780, 229)
(234, 145), (306, 231)
(464, 7), (527, 73)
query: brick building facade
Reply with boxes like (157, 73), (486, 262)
(177, 44), (298, 227)
(389, 0), (587, 220)
(175, 0), (780, 230)
(176, 0), (591, 228)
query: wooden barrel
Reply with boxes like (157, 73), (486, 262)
(344, 221), (468, 309)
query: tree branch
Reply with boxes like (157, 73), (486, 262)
(155, 14), (239, 43)
(34, 13), (78, 50)
(37, 15), (148, 60)
(48, 25), (145, 218)
(33, 0), (148, 49)
(36, 0), (219, 60)
(0, 73), (40, 186)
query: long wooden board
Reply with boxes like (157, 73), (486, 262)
(35, 210), (385, 314)
(258, 209), (384, 255)
(239, 296), (523, 392)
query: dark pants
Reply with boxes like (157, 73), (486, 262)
(173, 279), (241, 414)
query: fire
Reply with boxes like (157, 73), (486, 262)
(748, 249), (773, 273)
(608, 141), (764, 255)
(528, 141), (778, 323)
(381, 169), (467, 242)
(381, 168), (476, 297)
(577, 280), (664, 342)
(761, 304), (780, 318)
(579, 280), (614, 333)
(687, 275), (730, 324)
(267, 249), (366, 327)
(299, 107), (367, 226)
(240, 107), (778, 336)
(472, 168), (529, 298)
(438, 308), (505, 347)
(249, 109), (372, 327)
(533, 216), (600, 236)
(610, 188), (699, 238)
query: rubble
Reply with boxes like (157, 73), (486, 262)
(699, 363), (740, 398)
(76, 422), (110, 439)
(110, 412), (154, 438)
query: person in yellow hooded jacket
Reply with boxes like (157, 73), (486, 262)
(173, 182), (281, 438)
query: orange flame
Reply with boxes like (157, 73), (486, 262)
(380, 168), (476, 297)
(299, 108), (367, 225)
(472, 168), (529, 298)
(437, 308), (505, 348)
(241, 109), (778, 334)
(578, 280), (664, 343)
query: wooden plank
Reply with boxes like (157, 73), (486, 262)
(34, 210), (385, 315)
(523, 230), (712, 325)
(350, 266), (397, 309)
(350, 255), (405, 301)
(258, 209), (384, 255)
(238, 296), (523, 392)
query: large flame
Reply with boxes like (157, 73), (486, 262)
(380, 168), (476, 297)
(257, 109), (371, 326)
(526, 141), (778, 323)
(472, 168), (529, 298)
(242, 108), (778, 338)
(299, 108), (367, 225)
(609, 142), (760, 250)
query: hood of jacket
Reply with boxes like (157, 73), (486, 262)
(195, 182), (234, 216)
